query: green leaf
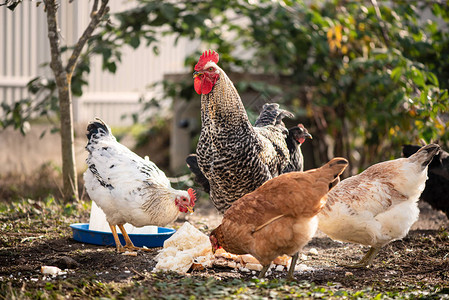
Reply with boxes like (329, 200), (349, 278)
(391, 66), (403, 82)
(106, 62), (117, 73)
(129, 36), (140, 49)
(427, 72), (439, 86)
(160, 3), (176, 21)
(411, 68), (425, 88)
(39, 130), (47, 139)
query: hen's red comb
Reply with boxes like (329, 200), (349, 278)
(298, 124), (305, 129)
(187, 188), (197, 204)
(194, 50), (219, 71)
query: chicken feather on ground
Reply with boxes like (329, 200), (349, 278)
(209, 157), (348, 279)
(318, 144), (440, 268)
(193, 50), (294, 213)
(84, 118), (197, 252)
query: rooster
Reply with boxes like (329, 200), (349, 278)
(193, 50), (294, 213)
(318, 144), (440, 267)
(186, 103), (307, 196)
(402, 144), (449, 218)
(84, 118), (197, 252)
(209, 157), (348, 279)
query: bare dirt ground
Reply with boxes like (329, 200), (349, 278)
(1, 198), (448, 296)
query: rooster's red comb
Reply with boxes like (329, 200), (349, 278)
(195, 50), (219, 71)
(187, 188), (197, 204)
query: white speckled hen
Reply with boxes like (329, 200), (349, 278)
(84, 118), (196, 252)
(318, 144), (440, 268)
(193, 50), (294, 213)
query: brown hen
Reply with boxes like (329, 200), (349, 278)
(209, 157), (348, 279)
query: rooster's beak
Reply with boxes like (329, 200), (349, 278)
(186, 206), (194, 213)
(193, 71), (203, 78)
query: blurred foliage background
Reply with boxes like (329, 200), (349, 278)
(2, 0), (448, 174)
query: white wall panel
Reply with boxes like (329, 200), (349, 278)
(1, 1), (198, 126)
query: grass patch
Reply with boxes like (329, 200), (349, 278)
(1, 273), (448, 299)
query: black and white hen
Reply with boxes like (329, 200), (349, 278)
(283, 124), (312, 173)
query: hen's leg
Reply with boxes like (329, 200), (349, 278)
(344, 247), (380, 268)
(286, 252), (299, 280)
(109, 224), (124, 252)
(117, 224), (152, 252)
(258, 265), (271, 278)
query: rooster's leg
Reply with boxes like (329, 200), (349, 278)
(344, 247), (380, 268)
(109, 224), (125, 252)
(117, 224), (152, 252)
(286, 252), (299, 280)
(258, 265), (271, 278)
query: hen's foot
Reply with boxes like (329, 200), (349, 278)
(286, 252), (299, 280)
(258, 265), (271, 278)
(342, 246), (379, 269)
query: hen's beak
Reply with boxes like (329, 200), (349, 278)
(186, 205), (194, 213)
(193, 71), (203, 78)
(305, 133), (313, 139)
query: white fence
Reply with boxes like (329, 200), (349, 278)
(0, 1), (199, 126)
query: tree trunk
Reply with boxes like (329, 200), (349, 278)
(44, 0), (78, 201)
(43, 0), (109, 201)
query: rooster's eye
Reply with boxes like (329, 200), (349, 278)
(208, 67), (214, 71)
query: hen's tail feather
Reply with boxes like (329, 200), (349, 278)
(254, 103), (294, 127)
(86, 118), (111, 142)
(325, 158), (349, 181)
(186, 154), (210, 193)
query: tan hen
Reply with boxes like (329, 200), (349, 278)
(318, 144), (440, 267)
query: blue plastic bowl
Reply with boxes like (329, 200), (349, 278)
(70, 223), (176, 248)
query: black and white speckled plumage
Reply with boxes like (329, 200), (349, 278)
(196, 63), (292, 213)
(254, 103), (294, 129)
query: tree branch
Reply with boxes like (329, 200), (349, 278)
(65, 0), (110, 79)
(90, 0), (99, 17)
(43, 0), (65, 86)
(370, 0), (390, 48)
